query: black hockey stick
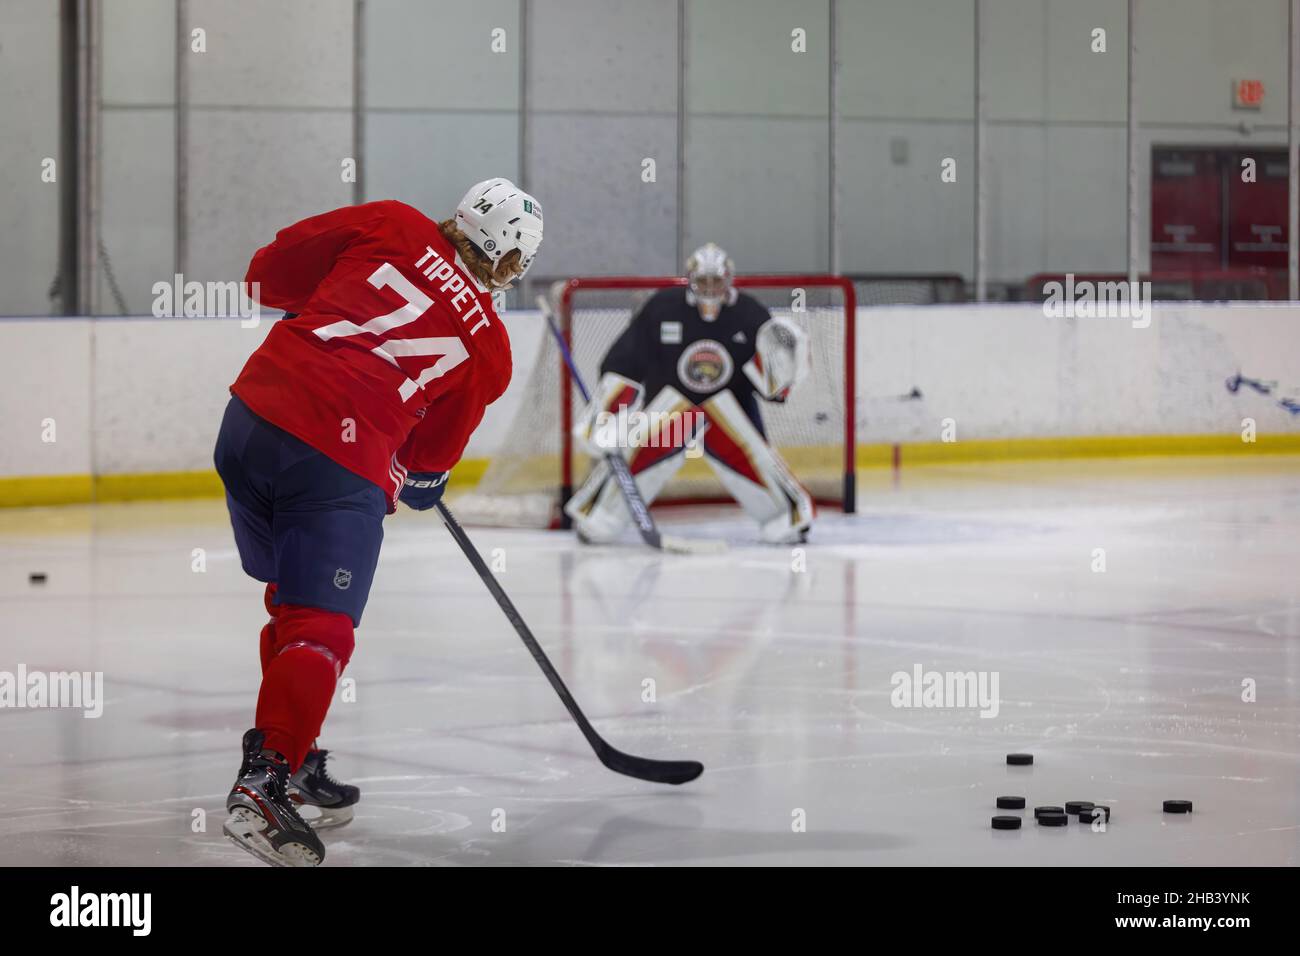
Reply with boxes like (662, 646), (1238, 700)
(435, 499), (704, 785)
(536, 295), (726, 555)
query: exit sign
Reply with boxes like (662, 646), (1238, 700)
(1233, 78), (1264, 110)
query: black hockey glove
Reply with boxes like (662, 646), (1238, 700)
(400, 471), (450, 511)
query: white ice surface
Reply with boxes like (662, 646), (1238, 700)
(1, 456), (1298, 866)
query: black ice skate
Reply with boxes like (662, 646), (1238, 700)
(288, 747), (360, 829)
(223, 729), (326, 867)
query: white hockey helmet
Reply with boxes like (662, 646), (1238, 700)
(454, 177), (544, 284)
(685, 242), (736, 320)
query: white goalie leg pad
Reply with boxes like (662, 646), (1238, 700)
(572, 371), (644, 457)
(564, 386), (705, 543)
(699, 390), (814, 544)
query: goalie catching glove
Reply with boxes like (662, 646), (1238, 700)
(743, 316), (810, 402)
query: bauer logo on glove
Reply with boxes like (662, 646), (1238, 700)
(399, 471), (450, 510)
(743, 316), (810, 402)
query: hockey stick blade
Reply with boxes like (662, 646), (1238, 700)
(598, 743), (704, 785)
(436, 500), (704, 785)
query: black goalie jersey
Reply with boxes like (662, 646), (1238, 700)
(598, 287), (773, 431)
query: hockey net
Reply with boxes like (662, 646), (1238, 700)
(455, 274), (856, 528)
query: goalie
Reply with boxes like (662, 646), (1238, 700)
(565, 243), (815, 544)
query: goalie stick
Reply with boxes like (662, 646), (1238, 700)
(537, 294), (727, 555)
(435, 499), (704, 785)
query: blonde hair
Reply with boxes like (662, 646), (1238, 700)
(439, 218), (524, 290)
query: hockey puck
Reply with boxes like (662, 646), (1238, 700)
(1163, 800), (1193, 814)
(991, 815), (1022, 830)
(1077, 805), (1111, 823)
(29, 572), (47, 585)
(996, 796), (1026, 809)
(1034, 805), (1064, 819)
(1037, 811), (1068, 827)
(1006, 753), (1033, 766)
(1064, 800), (1095, 815)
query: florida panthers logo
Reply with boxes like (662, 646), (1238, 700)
(677, 339), (734, 394)
(333, 568), (352, 590)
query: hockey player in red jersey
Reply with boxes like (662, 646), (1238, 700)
(214, 179), (542, 866)
(566, 243), (814, 545)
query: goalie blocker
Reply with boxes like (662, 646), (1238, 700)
(567, 299), (815, 544)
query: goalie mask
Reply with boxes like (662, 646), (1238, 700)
(685, 242), (737, 321)
(743, 316), (810, 402)
(455, 177), (544, 287)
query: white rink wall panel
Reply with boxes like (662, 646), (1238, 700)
(981, 125), (1129, 279)
(525, 0), (679, 279)
(101, 0), (176, 107)
(98, 109), (178, 315)
(361, 0), (521, 220)
(364, 112), (521, 225)
(836, 121), (975, 278)
(684, 116), (828, 273)
(362, 0), (521, 112)
(1134, 0), (1291, 128)
(89, 319), (271, 475)
(686, 0), (829, 117)
(0, 0), (60, 316)
(186, 110), (355, 288)
(1, 304), (1298, 483)
(684, 0), (829, 273)
(0, 321), (93, 477)
(858, 304), (1300, 443)
(184, 0), (354, 110)
(181, 0), (354, 289)
(529, 0), (678, 115)
(529, 114), (680, 277)
(99, 0), (177, 316)
(981, 0), (1129, 124)
(837, 0), (975, 122)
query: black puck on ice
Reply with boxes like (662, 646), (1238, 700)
(1037, 812), (1069, 827)
(991, 815), (1022, 830)
(29, 572), (47, 585)
(1034, 805), (1064, 819)
(1064, 801), (1095, 815)
(1006, 753), (1033, 766)
(996, 796), (1026, 809)
(1163, 800), (1193, 814)
(1077, 805), (1111, 823)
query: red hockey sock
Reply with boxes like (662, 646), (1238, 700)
(259, 583), (281, 673)
(254, 603), (355, 770)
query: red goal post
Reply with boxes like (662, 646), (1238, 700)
(554, 274), (857, 524)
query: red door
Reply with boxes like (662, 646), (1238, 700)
(1151, 148), (1222, 272)
(1226, 150), (1289, 272)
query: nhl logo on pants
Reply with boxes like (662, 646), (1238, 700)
(333, 568), (352, 590)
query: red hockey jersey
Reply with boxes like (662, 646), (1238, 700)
(231, 200), (511, 510)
